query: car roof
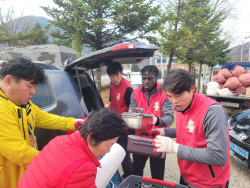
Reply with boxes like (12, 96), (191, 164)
(64, 43), (160, 71)
(34, 61), (60, 70)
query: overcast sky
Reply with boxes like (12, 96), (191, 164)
(1, 0), (249, 48)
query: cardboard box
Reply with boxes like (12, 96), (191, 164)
(246, 88), (250, 96)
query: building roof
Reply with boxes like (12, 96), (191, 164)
(0, 44), (78, 69)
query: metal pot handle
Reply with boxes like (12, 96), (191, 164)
(132, 107), (144, 113)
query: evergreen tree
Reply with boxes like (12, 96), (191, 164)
(41, 0), (161, 93)
(179, 0), (231, 92)
(147, 0), (231, 79)
(205, 38), (231, 81)
(41, 0), (161, 54)
(131, 64), (140, 72)
(0, 6), (46, 47)
(0, 24), (45, 47)
(29, 22), (49, 45)
(147, 0), (194, 74)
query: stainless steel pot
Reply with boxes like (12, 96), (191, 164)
(121, 107), (153, 130)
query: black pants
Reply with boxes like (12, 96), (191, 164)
(117, 136), (133, 179)
(132, 153), (166, 180)
(179, 176), (229, 188)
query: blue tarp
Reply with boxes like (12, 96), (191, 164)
(213, 64), (222, 68)
(222, 62), (250, 69)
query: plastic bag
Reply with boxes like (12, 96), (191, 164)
(206, 86), (219, 95)
(232, 65), (246, 77)
(223, 77), (242, 90)
(238, 73), (250, 87)
(207, 82), (220, 89)
(218, 88), (234, 96)
(218, 68), (232, 79)
(211, 74), (226, 84)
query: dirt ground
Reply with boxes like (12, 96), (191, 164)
(101, 88), (110, 105)
(101, 88), (250, 187)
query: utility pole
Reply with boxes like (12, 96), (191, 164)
(241, 42), (244, 61)
(247, 35), (250, 61)
(244, 33), (250, 61)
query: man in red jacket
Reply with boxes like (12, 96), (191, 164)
(129, 65), (174, 180)
(106, 62), (134, 179)
(151, 69), (230, 188)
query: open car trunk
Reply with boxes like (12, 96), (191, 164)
(32, 43), (159, 150)
(65, 42), (160, 112)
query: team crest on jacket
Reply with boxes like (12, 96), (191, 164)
(153, 102), (159, 111)
(187, 119), (195, 133)
(116, 93), (120, 100)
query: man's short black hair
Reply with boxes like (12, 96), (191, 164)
(140, 65), (159, 77)
(0, 57), (47, 85)
(160, 69), (195, 94)
(80, 108), (128, 146)
(106, 62), (123, 75)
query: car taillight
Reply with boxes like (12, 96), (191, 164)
(246, 101), (250, 106)
(112, 44), (136, 51)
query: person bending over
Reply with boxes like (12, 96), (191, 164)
(18, 108), (128, 188)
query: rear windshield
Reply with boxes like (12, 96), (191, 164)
(31, 83), (54, 108)
(132, 83), (142, 90)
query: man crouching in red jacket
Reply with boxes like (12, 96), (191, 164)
(18, 108), (128, 188)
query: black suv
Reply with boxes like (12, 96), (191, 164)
(228, 109), (250, 170)
(31, 43), (159, 150)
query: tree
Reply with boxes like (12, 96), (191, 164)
(205, 38), (231, 81)
(181, 0), (230, 92)
(147, 0), (195, 74)
(0, 25), (45, 47)
(131, 64), (140, 72)
(147, 0), (233, 76)
(0, 7), (45, 47)
(152, 0), (230, 93)
(29, 22), (49, 45)
(41, 0), (161, 93)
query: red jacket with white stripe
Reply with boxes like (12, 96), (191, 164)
(18, 131), (100, 188)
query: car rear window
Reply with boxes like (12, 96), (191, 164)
(31, 83), (54, 108)
(131, 83), (142, 90)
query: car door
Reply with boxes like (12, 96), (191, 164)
(32, 66), (89, 150)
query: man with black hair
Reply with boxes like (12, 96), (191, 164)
(0, 58), (84, 188)
(19, 108), (128, 188)
(106, 61), (134, 179)
(129, 65), (174, 180)
(150, 69), (230, 188)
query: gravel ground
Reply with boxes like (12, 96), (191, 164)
(119, 152), (250, 188)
